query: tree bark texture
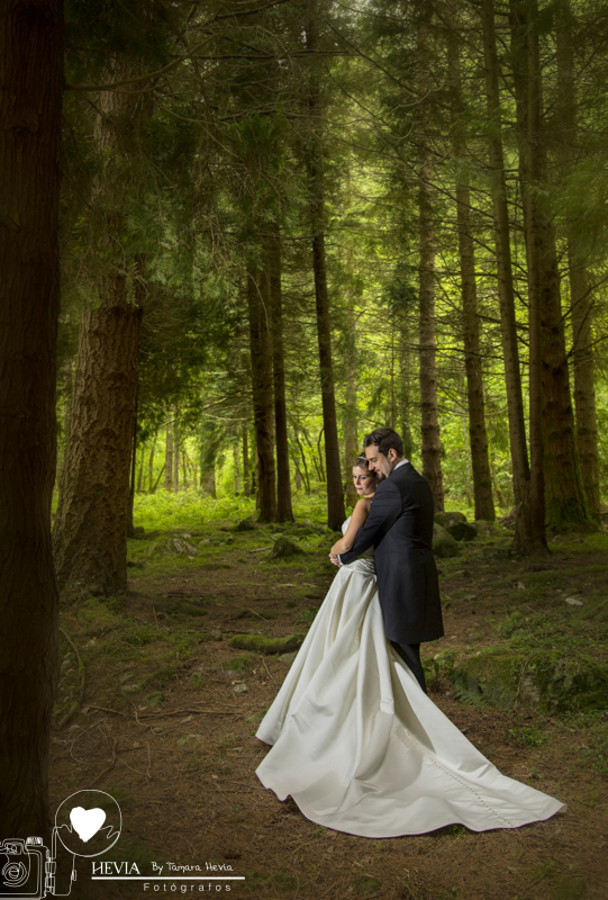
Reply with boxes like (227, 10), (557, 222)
(53, 290), (143, 595)
(247, 263), (277, 522)
(416, 1), (444, 512)
(510, 0), (590, 532)
(447, 21), (495, 522)
(0, 0), (63, 837)
(305, 0), (345, 530)
(343, 304), (359, 508)
(54, 61), (148, 593)
(481, 0), (538, 551)
(555, 0), (601, 522)
(242, 424), (251, 498)
(265, 224), (294, 522)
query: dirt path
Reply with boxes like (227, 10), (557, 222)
(50, 525), (608, 899)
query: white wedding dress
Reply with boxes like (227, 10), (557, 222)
(255, 520), (565, 838)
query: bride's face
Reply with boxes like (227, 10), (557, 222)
(352, 466), (376, 498)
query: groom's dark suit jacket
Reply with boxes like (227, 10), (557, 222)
(339, 462), (443, 644)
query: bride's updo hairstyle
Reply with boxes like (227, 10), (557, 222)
(353, 454), (379, 483)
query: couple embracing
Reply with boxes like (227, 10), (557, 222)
(329, 426), (442, 694)
(255, 427), (564, 838)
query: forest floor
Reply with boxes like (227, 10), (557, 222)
(50, 517), (608, 900)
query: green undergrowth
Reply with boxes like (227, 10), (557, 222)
(55, 593), (211, 719)
(430, 645), (608, 714)
(132, 489), (332, 533)
(57, 497), (608, 776)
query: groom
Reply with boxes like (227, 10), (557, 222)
(330, 427), (443, 692)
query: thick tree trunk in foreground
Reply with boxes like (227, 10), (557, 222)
(0, 0), (63, 837)
(54, 288), (143, 595)
(54, 61), (147, 594)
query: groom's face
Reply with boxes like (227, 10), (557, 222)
(365, 444), (392, 480)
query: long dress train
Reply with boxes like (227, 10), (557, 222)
(255, 526), (564, 838)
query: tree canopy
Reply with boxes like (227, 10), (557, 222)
(53, 0), (608, 582)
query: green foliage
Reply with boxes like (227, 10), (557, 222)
(58, 0), (608, 545)
(133, 491), (257, 531)
(507, 725), (548, 748)
(224, 653), (255, 674)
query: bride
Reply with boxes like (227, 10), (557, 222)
(255, 458), (565, 838)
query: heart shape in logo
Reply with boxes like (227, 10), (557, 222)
(69, 807), (107, 843)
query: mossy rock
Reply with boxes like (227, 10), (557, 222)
(522, 651), (608, 713)
(445, 647), (608, 713)
(451, 648), (521, 707)
(434, 511), (478, 542)
(146, 535), (199, 558)
(474, 520), (506, 538)
(269, 536), (304, 559)
(433, 523), (460, 558)
(228, 633), (305, 655)
(234, 516), (257, 532)
(287, 521), (327, 536)
(447, 521), (478, 542)
(435, 511), (467, 528)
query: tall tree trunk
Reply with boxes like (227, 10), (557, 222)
(416, 1), (444, 511)
(164, 420), (174, 490)
(388, 276), (415, 460)
(447, 21), (495, 521)
(242, 424), (251, 498)
(127, 397), (138, 538)
(148, 431), (158, 493)
(0, 0), (62, 838)
(481, 0), (538, 551)
(555, 0), (601, 522)
(341, 177), (359, 506)
(343, 304), (359, 508)
(510, 0), (590, 532)
(305, 0), (345, 530)
(199, 418), (217, 498)
(53, 62), (146, 593)
(172, 404), (180, 491)
(247, 262), (277, 521)
(53, 286), (143, 595)
(265, 224), (294, 522)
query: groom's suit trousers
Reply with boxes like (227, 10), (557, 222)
(391, 641), (427, 694)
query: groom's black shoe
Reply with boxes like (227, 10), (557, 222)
(391, 642), (427, 694)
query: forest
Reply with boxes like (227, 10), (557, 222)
(1, 0), (608, 896)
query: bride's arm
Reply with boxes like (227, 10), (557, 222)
(330, 498), (371, 555)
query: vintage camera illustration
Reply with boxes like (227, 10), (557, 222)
(0, 831), (76, 898)
(0, 790), (122, 899)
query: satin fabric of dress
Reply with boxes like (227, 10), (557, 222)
(255, 522), (565, 838)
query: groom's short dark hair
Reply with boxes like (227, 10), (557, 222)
(364, 427), (404, 458)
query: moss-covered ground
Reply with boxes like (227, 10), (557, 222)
(50, 497), (608, 899)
